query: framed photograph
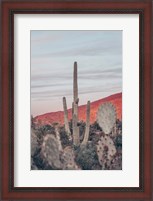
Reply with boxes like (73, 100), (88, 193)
(1, 0), (152, 200)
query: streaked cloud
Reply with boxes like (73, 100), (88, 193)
(31, 30), (122, 116)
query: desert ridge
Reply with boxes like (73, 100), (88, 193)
(33, 92), (122, 126)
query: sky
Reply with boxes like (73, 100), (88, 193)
(31, 31), (122, 117)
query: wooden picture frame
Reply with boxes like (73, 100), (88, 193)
(0, 0), (152, 200)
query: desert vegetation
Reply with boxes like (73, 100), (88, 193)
(31, 62), (122, 170)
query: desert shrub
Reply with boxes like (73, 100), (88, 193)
(32, 148), (44, 169)
(31, 157), (38, 170)
(34, 125), (56, 146)
(39, 124), (56, 135)
(78, 121), (86, 142)
(31, 115), (35, 129)
(116, 119), (122, 129)
(114, 135), (122, 150)
(34, 129), (45, 146)
(110, 152), (122, 170)
(60, 126), (72, 148)
(31, 131), (39, 157)
(88, 121), (103, 144)
(91, 121), (102, 131)
(75, 142), (100, 170)
(32, 148), (54, 170)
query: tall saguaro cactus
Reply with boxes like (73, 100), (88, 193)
(73, 62), (78, 106)
(73, 62), (79, 121)
(73, 62), (80, 146)
(63, 97), (71, 138)
(81, 101), (90, 146)
(63, 62), (91, 147)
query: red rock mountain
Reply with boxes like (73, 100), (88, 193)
(34, 92), (122, 126)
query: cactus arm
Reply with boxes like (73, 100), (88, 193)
(81, 101), (90, 146)
(63, 97), (71, 138)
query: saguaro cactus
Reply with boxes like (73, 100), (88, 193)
(72, 62), (80, 146)
(62, 62), (91, 147)
(81, 100), (90, 146)
(72, 114), (80, 146)
(63, 97), (71, 138)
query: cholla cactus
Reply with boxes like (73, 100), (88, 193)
(96, 135), (116, 169)
(41, 134), (62, 169)
(97, 102), (117, 135)
(61, 146), (79, 170)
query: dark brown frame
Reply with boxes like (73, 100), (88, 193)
(0, 0), (152, 200)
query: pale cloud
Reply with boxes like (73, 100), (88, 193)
(31, 30), (122, 116)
